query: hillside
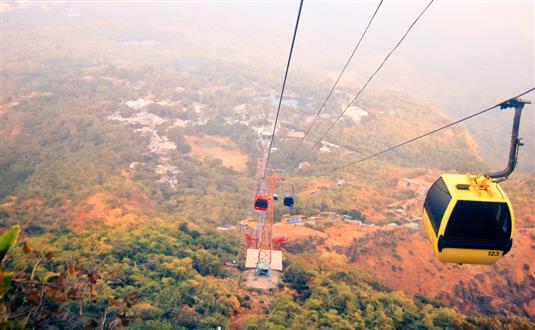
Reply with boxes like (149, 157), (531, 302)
(2, 57), (534, 327)
(2, 218), (534, 329)
(1, 6), (534, 327)
(273, 173), (535, 321)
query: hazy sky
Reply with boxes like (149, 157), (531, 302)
(4, 1), (533, 100)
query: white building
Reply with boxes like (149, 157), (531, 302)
(345, 106), (368, 123)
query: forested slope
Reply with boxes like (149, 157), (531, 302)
(1, 38), (533, 328)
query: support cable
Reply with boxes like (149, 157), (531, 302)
(291, 0), (434, 168)
(289, 0), (384, 156)
(263, 0), (305, 177)
(314, 87), (534, 175)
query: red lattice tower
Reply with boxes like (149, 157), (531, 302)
(255, 171), (284, 278)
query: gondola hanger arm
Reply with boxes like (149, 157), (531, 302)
(485, 97), (531, 181)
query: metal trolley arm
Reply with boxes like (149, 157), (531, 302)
(485, 98), (531, 181)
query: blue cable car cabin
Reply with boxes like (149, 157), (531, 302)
(283, 193), (294, 207)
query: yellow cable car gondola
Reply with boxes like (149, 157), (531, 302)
(423, 98), (529, 265)
(423, 174), (513, 264)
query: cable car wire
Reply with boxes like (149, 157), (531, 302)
(316, 87), (535, 175)
(263, 0), (305, 178)
(289, 0), (384, 156)
(313, 0), (434, 147)
(290, 0), (434, 167)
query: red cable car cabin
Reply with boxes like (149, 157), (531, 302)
(254, 194), (269, 211)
